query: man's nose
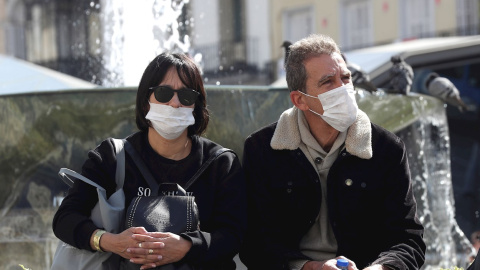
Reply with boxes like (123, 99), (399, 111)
(333, 78), (346, 89)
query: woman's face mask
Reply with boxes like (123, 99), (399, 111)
(145, 102), (195, 140)
(300, 83), (358, 132)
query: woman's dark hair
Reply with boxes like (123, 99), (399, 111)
(135, 52), (209, 136)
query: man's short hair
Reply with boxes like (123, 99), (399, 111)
(285, 34), (341, 92)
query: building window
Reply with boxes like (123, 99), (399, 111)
(456, 0), (479, 35)
(282, 6), (314, 43)
(341, 0), (373, 51)
(400, 0), (434, 39)
(233, 0), (243, 42)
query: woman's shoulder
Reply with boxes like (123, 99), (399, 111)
(194, 136), (237, 160)
(195, 135), (224, 150)
(81, 136), (130, 188)
(193, 137), (243, 182)
(88, 138), (116, 162)
(87, 132), (142, 164)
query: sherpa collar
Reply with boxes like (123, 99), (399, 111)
(270, 106), (373, 159)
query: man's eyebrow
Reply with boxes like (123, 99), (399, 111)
(317, 73), (335, 87)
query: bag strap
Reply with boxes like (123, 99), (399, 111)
(58, 168), (106, 191)
(113, 139), (126, 190)
(124, 140), (159, 192)
(124, 140), (233, 193)
(58, 138), (126, 189)
(184, 147), (233, 189)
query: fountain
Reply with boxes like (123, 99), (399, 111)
(100, 0), (191, 87)
(357, 90), (476, 269)
(0, 88), (475, 269)
(0, 1), (476, 269)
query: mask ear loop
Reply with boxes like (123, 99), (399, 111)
(297, 90), (325, 117)
(298, 90), (317, 99)
(145, 101), (151, 124)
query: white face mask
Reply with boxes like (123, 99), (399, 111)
(145, 102), (195, 140)
(300, 84), (358, 132)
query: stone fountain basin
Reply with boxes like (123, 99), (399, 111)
(0, 86), (470, 269)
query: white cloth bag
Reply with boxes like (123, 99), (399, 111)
(51, 138), (125, 270)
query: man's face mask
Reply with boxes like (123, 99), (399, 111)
(299, 83), (358, 132)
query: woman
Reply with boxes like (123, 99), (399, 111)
(52, 53), (246, 269)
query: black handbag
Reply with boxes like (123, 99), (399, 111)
(125, 182), (200, 234)
(121, 140), (231, 270)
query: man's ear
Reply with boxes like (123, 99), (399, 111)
(290, 90), (309, 111)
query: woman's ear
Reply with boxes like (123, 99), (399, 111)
(290, 90), (310, 111)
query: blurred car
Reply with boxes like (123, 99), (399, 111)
(344, 35), (480, 113)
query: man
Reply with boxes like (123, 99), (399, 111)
(239, 34), (425, 270)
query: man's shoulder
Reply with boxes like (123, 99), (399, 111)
(246, 122), (278, 140)
(371, 123), (400, 139)
(370, 123), (405, 150)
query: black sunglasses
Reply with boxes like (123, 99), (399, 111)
(149, 85), (199, 106)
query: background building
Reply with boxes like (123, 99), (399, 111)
(270, 0), (478, 78)
(0, 0), (104, 84)
(189, 0), (272, 85)
(1, 0), (478, 86)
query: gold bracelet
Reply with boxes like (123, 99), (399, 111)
(93, 230), (106, 252)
